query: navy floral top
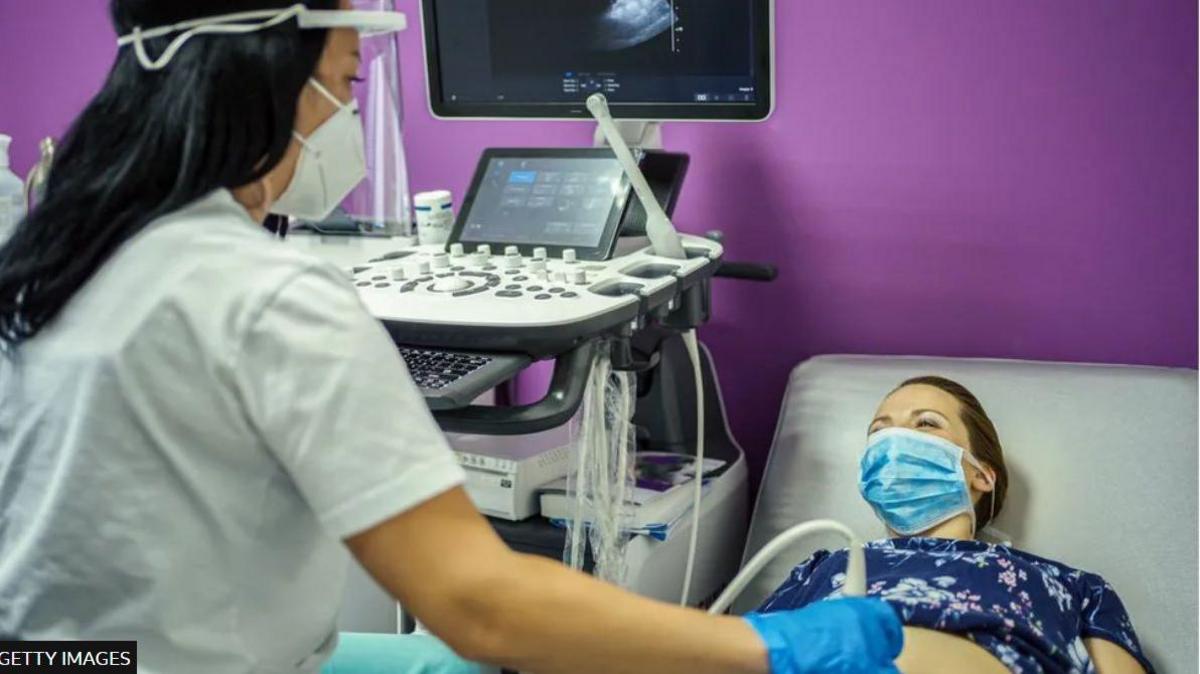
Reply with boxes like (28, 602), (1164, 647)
(758, 538), (1153, 673)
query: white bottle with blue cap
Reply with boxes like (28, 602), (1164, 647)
(414, 190), (453, 246)
(0, 134), (26, 243)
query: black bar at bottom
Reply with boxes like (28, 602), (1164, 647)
(0, 641), (136, 672)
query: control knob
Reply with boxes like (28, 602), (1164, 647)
(431, 253), (450, 269)
(449, 243), (465, 257)
(562, 248), (578, 264)
(431, 277), (472, 293)
(532, 247), (548, 260)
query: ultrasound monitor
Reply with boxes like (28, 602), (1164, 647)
(422, 0), (775, 120)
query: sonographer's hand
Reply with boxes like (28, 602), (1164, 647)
(744, 598), (903, 674)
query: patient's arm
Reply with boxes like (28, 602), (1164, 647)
(1085, 638), (1146, 674)
(895, 627), (1009, 674)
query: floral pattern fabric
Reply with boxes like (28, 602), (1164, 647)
(758, 537), (1153, 673)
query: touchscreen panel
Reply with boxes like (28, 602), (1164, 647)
(459, 156), (629, 249)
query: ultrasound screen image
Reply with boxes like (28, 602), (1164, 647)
(594, 0), (675, 51)
(431, 0), (760, 106)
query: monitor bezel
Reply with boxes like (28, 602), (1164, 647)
(421, 0), (775, 122)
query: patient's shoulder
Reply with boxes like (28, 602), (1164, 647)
(1000, 545), (1109, 585)
(872, 537), (1086, 572)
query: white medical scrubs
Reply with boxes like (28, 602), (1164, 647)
(0, 190), (466, 673)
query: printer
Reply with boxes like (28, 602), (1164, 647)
(448, 425), (575, 521)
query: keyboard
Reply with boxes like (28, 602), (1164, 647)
(400, 348), (492, 390)
(398, 347), (530, 410)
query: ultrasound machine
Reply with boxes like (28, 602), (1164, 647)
(323, 0), (777, 622)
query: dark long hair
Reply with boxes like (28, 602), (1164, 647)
(0, 0), (335, 350)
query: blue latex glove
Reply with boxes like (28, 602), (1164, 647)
(744, 598), (903, 674)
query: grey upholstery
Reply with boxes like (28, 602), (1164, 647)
(738, 355), (1197, 672)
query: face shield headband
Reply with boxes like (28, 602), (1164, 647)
(115, 3), (406, 71)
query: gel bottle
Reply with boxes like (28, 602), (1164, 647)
(0, 134), (26, 244)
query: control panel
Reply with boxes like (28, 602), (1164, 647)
(347, 234), (722, 357)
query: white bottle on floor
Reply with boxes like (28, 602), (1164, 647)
(0, 134), (26, 244)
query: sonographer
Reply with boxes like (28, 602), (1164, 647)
(0, 2), (902, 672)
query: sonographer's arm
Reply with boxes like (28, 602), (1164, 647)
(346, 486), (768, 674)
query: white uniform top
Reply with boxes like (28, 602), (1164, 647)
(0, 190), (466, 673)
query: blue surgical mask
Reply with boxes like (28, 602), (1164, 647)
(858, 427), (993, 536)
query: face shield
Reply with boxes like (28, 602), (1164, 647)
(117, 2), (413, 236)
(343, 0), (411, 236)
(115, 4), (406, 71)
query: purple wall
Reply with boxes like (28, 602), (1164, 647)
(0, 2), (115, 172)
(1, 1), (1196, 475)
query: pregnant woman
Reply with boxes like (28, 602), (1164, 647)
(757, 376), (1153, 674)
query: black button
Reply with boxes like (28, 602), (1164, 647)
(356, 281), (371, 287)
(496, 290), (523, 298)
(451, 266), (465, 271)
(505, 270), (520, 275)
(372, 275), (387, 281)
(353, 266), (372, 274)
(549, 287), (565, 294)
(527, 286), (544, 292)
(481, 265), (497, 271)
(436, 273), (454, 278)
(374, 283), (391, 288)
(415, 276), (434, 283)
(535, 294), (552, 300)
(400, 281), (419, 293)
(514, 276), (529, 282)
(562, 292), (579, 298)
(506, 284), (522, 290)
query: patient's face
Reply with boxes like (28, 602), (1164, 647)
(869, 384), (973, 453)
(869, 384), (994, 496)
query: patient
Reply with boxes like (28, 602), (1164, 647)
(757, 376), (1153, 674)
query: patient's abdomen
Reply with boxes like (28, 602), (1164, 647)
(897, 627), (1008, 674)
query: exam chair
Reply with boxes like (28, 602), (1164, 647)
(735, 355), (1198, 673)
